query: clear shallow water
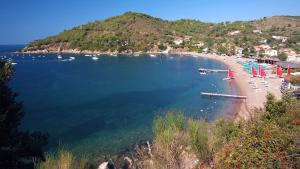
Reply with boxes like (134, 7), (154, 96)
(1, 45), (240, 155)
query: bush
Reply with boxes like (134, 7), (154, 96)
(38, 149), (88, 169)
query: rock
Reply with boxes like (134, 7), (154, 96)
(179, 150), (199, 169)
(98, 162), (108, 169)
(122, 156), (132, 169)
(98, 159), (116, 169)
(107, 159), (116, 169)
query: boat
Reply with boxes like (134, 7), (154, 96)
(12, 62), (17, 65)
(150, 54), (157, 58)
(199, 69), (207, 75)
(57, 55), (62, 59)
(223, 68), (234, 80)
(257, 65), (266, 78)
(287, 65), (291, 76)
(276, 66), (283, 77)
(92, 56), (99, 60)
(69, 57), (75, 60)
(85, 54), (91, 57)
(251, 66), (257, 77)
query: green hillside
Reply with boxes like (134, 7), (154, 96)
(22, 12), (300, 55)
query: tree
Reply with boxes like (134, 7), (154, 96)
(278, 52), (288, 61)
(0, 60), (48, 169)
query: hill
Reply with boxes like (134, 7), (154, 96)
(22, 12), (300, 55)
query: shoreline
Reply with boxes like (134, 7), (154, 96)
(184, 52), (282, 121)
(16, 50), (282, 121)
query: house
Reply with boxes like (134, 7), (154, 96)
(287, 55), (300, 62)
(280, 48), (299, 62)
(254, 44), (271, 52)
(173, 39), (183, 45)
(272, 36), (288, 42)
(235, 47), (244, 55)
(228, 30), (241, 36)
(253, 30), (262, 34)
(265, 49), (278, 57)
(202, 48), (209, 53)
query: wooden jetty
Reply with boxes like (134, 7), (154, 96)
(201, 92), (247, 99)
(198, 68), (227, 73)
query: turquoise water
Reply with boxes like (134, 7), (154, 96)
(1, 45), (240, 155)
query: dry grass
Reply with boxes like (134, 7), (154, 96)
(38, 149), (88, 169)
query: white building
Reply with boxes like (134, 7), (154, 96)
(287, 55), (300, 62)
(272, 36), (288, 42)
(253, 30), (262, 34)
(228, 30), (241, 36)
(173, 39), (183, 45)
(265, 49), (278, 57)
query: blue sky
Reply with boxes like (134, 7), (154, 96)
(1, 0), (299, 44)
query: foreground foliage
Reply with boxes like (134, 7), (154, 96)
(38, 149), (88, 169)
(0, 60), (48, 169)
(150, 92), (300, 169)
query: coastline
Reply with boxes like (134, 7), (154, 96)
(183, 52), (282, 121)
(17, 49), (282, 121)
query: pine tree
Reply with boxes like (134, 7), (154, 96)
(0, 60), (48, 169)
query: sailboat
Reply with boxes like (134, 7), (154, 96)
(258, 65), (266, 78)
(287, 65), (291, 77)
(251, 66), (257, 77)
(223, 68), (234, 80)
(276, 66), (283, 77)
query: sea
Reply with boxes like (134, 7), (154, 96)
(0, 45), (240, 156)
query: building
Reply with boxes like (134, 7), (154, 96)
(265, 49), (278, 57)
(202, 48), (209, 53)
(253, 30), (262, 34)
(254, 45), (277, 57)
(280, 48), (300, 62)
(228, 30), (241, 36)
(173, 39), (183, 45)
(276, 61), (300, 69)
(272, 36), (288, 42)
(287, 55), (300, 62)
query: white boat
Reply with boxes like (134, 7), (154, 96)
(85, 54), (91, 57)
(92, 56), (99, 60)
(150, 54), (157, 58)
(12, 62), (17, 65)
(69, 57), (75, 60)
(57, 55), (62, 59)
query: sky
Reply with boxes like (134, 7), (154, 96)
(1, 0), (300, 44)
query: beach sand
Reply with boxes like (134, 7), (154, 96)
(182, 52), (282, 121)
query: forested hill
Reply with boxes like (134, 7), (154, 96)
(22, 12), (300, 54)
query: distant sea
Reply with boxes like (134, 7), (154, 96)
(1, 45), (240, 156)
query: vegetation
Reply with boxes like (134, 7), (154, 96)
(147, 92), (300, 169)
(38, 148), (88, 169)
(278, 52), (288, 61)
(0, 60), (48, 169)
(23, 12), (300, 57)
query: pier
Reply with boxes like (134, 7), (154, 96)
(198, 68), (227, 73)
(201, 92), (247, 99)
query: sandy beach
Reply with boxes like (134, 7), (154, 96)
(182, 52), (282, 121)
